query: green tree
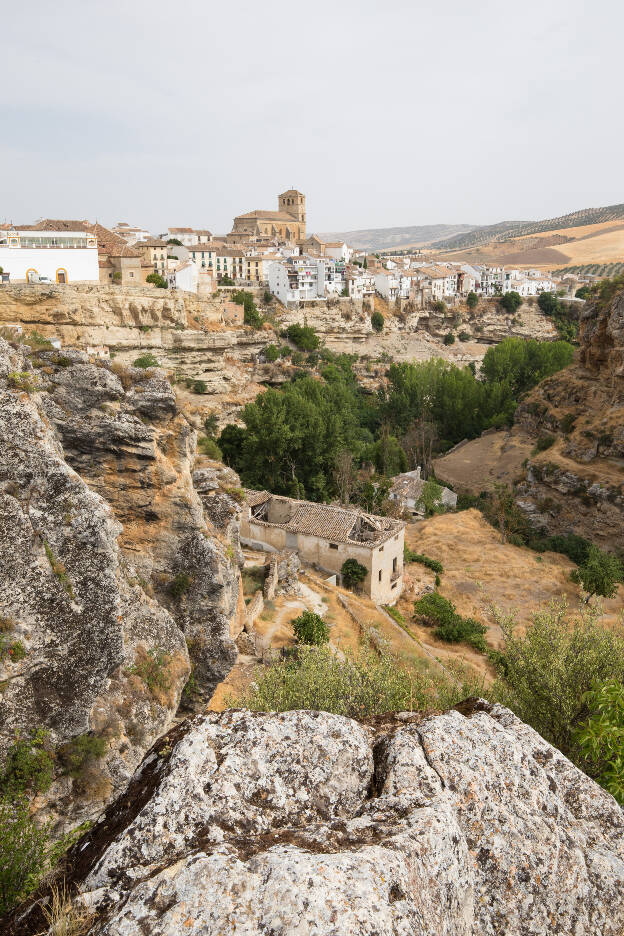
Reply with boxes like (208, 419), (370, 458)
(291, 610), (330, 645)
(443, 332), (455, 345)
(570, 546), (623, 599)
(492, 601), (624, 756)
(363, 257), (368, 269)
(218, 424), (246, 467)
(146, 272), (167, 289)
(575, 285), (590, 300)
(167, 238), (183, 247)
(370, 310), (384, 333)
(418, 479), (444, 516)
(575, 681), (624, 804)
(466, 291), (478, 310)
(264, 344), (280, 362)
(286, 324), (320, 351)
(341, 558), (368, 590)
(499, 291), (523, 313)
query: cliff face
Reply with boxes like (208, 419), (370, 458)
(0, 337), (243, 827)
(0, 284), (559, 429)
(515, 287), (624, 548)
(7, 704), (624, 935)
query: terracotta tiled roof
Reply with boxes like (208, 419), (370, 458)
(169, 227), (194, 234)
(89, 223), (141, 258)
(20, 219), (92, 231)
(235, 210), (299, 222)
(246, 490), (271, 507)
(246, 491), (403, 547)
(135, 239), (169, 248)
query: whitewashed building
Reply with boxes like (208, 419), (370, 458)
(0, 228), (99, 284)
(167, 260), (198, 293)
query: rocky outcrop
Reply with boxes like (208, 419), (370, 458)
(1, 285), (561, 431)
(515, 286), (624, 548)
(579, 286), (624, 382)
(0, 337), (243, 827)
(7, 703), (624, 935)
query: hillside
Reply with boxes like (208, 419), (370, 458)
(435, 202), (624, 251)
(317, 222), (476, 251)
(435, 281), (624, 550)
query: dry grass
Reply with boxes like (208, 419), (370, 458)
(405, 510), (623, 634)
(434, 428), (533, 494)
(36, 885), (95, 936)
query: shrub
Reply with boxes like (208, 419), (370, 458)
(133, 352), (159, 369)
(233, 644), (479, 718)
(370, 310), (384, 333)
(146, 272), (167, 289)
(197, 436), (223, 460)
(533, 433), (555, 453)
(559, 413), (576, 434)
(57, 734), (108, 779)
(341, 558), (368, 591)
(575, 680), (624, 804)
(291, 610), (330, 646)
(575, 285), (591, 300)
(43, 540), (73, 597)
(527, 533), (591, 565)
(443, 332), (455, 345)
(263, 289), (273, 304)
(414, 593), (487, 651)
(170, 572), (192, 598)
(432, 300), (446, 314)
(7, 371), (38, 393)
(192, 379), (207, 394)
(112, 271), (122, 282)
(0, 794), (51, 914)
(458, 331), (471, 342)
(264, 344), (280, 362)
(286, 324), (320, 351)
(220, 275), (234, 285)
(570, 546), (623, 598)
(403, 547), (443, 574)
(492, 601), (624, 755)
(129, 648), (172, 695)
(466, 291), (478, 310)
(291, 351), (304, 365)
(0, 729), (54, 797)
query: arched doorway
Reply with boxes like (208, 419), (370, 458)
(25, 268), (38, 283)
(56, 268), (67, 284)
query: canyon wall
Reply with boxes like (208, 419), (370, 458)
(0, 336), (244, 829)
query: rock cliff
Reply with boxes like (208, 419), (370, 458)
(0, 336), (243, 828)
(515, 286), (624, 548)
(0, 284), (559, 428)
(7, 703), (624, 935)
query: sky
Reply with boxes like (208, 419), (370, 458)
(2, 0), (623, 235)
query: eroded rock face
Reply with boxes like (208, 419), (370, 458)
(514, 287), (624, 548)
(9, 704), (624, 935)
(0, 337), (243, 826)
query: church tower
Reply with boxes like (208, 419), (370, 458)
(278, 190), (306, 232)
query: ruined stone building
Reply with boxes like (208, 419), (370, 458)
(241, 491), (405, 603)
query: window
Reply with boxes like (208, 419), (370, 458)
(378, 570), (382, 582)
(329, 543), (338, 550)
(391, 581), (398, 589)
(393, 557), (398, 573)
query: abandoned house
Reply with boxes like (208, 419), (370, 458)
(241, 491), (405, 603)
(388, 468), (457, 518)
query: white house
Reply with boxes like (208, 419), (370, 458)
(374, 270), (412, 301)
(112, 222), (152, 245)
(167, 260), (198, 293)
(0, 228), (99, 284)
(324, 241), (352, 262)
(167, 227), (213, 247)
(347, 271), (376, 300)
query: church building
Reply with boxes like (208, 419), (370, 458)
(230, 190), (306, 242)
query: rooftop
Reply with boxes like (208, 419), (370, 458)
(235, 210), (301, 222)
(246, 491), (404, 547)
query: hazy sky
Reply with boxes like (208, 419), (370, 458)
(3, 0), (623, 234)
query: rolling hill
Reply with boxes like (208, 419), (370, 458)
(317, 223), (477, 252)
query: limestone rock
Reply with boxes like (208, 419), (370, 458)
(0, 336), (243, 826)
(8, 704), (624, 934)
